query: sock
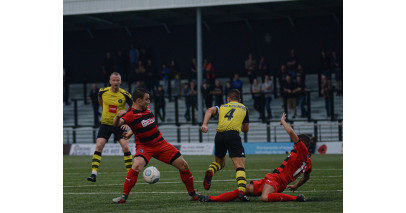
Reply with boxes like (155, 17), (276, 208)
(91, 151), (102, 174)
(122, 168), (139, 196)
(267, 193), (297, 202)
(208, 162), (222, 174)
(123, 152), (133, 172)
(236, 168), (247, 193)
(179, 169), (195, 193)
(210, 189), (239, 202)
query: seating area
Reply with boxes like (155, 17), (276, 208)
(63, 74), (342, 144)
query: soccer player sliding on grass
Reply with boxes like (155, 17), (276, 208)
(198, 112), (311, 203)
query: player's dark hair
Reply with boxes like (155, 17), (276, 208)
(298, 134), (311, 149)
(227, 89), (240, 101)
(132, 88), (150, 102)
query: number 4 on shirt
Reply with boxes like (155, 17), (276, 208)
(224, 109), (236, 121)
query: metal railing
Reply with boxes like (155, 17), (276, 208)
(63, 121), (343, 144)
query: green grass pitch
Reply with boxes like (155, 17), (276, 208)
(64, 154), (343, 212)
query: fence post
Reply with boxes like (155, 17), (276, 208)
(73, 128), (76, 144)
(73, 99), (78, 127)
(191, 104), (196, 125)
(177, 126), (181, 143)
(313, 120), (318, 142)
(307, 91), (311, 122)
(174, 96), (179, 125)
(266, 122), (271, 142)
(273, 74), (278, 99)
(83, 82), (88, 105)
(199, 126), (203, 143)
(330, 86), (335, 121)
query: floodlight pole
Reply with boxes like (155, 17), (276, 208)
(196, 7), (203, 124)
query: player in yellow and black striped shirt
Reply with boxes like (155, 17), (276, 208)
(87, 72), (133, 183)
(200, 89), (250, 201)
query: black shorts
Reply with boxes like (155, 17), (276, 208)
(96, 124), (125, 141)
(214, 131), (245, 158)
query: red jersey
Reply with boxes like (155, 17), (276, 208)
(121, 107), (164, 146)
(271, 140), (312, 186)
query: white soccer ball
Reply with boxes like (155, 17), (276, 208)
(143, 166), (160, 184)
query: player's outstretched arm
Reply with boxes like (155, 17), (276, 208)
(113, 110), (127, 127)
(201, 106), (217, 133)
(287, 171), (310, 192)
(280, 112), (299, 143)
(241, 123), (249, 133)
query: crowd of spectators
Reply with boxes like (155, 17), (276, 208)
(78, 44), (342, 124)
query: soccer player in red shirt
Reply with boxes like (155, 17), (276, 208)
(198, 112), (311, 202)
(111, 88), (198, 203)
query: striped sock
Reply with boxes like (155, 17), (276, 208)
(208, 162), (222, 174)
(91, 151), (102, 175)
(123, 152), (133, 172)
(236, 168), (247, 193)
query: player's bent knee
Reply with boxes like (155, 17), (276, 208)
(178, 160), (189, 171)
(261, 194), (269, 202)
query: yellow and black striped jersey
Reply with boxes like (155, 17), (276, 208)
(98, 87), (132, 125)
(216, 101), (249, 133)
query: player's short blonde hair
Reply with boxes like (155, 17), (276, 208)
(110, 72), (121, 78)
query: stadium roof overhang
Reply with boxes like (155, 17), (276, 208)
(63, 0), (342, 32)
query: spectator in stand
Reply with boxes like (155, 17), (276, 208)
(115, 50), (127, 79)
(262, 75), (273, 119)
(224, 81), (232, 104)
(286, 49), (298, 79)
(232, 73), (243, 102)
(202, 81), (213, 110)
(183, 83), (191, 121)
(278, 65), (289, 107)
(331, 51), (342, 95)
(203, 59), (215, 87)
(102, 51), (115, 87)
(154, 85), (166, 122)
(189, 81), (198, 113)
(139, 48), (148, 64)
(245, 53), (257, 84)
(293, 76), (307, 118)
(161, 63), (170, 97)
(282, 75), (297, 118)
(89, 83), (101, 126)
(171, 60), (182, 97)
(320, 50), (331, 80)
(258, 56), (270, 82)
(190, 58), (197, 83)
(145, 59), (156, 93)
(321, 75), (332, 117)
(296, 64), (305, 81)
(212, 80), (224, 107)
(128, 45), (139, 91)
(251, 78), (264, 120)
(135, 60), (146, 88)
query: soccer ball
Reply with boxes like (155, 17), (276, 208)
(143, 166), (160, 184)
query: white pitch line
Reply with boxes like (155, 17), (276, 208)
(64, 168), (342, 175)
(64, 176), (342, 188)
(64, 190), (343, 195)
